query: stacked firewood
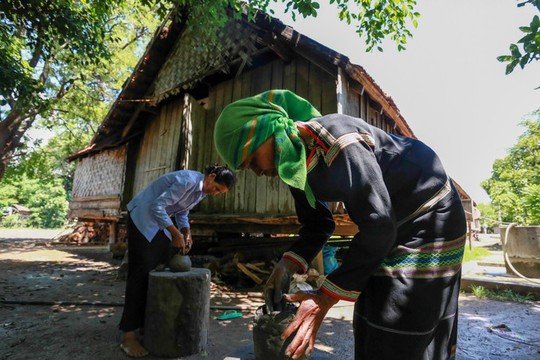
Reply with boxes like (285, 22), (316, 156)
(53, 222), (109, 245)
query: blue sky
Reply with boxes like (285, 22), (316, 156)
(272, 0), (540, 204)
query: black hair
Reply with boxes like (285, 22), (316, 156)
(204, 164), (236, 189)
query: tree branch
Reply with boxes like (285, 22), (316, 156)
(56, 78), (76, 99)
(121, 26), (148, 50)
(39, 57), (51, 85)
(29, 22), (44, 68)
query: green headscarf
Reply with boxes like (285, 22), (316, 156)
(214, 90), (321, 207)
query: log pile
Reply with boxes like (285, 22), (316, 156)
(53, 222), (109, 245)
(205, 251), (324, 291)
(205, 252), (272, 288)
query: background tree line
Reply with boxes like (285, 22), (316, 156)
(0, 0), (538, 228)
(481, 112), (540, 227)
(0, 0), (160, 227)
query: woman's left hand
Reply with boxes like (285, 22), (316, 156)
(181, 228), (192, 254)
(282, 290), (339, 359)
(184, 234), (192, 253)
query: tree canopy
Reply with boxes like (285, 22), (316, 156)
(497, 0), (540, 74)
(0, 0), (160, 228)
(1, 0), (538, 228)
(0, 0), (421, 179)
(481, 111), (540, 225)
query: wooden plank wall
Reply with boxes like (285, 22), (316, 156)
(179, 94), (206, 171)
(194, 57), (337, 216)
(129, 58), (401, 218)
(338, 68), (401, 136)
(132, 98), (184, 196)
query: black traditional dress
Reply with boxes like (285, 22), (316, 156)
(282, 114), (466, 360)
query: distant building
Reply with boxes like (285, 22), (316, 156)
(2, 204), (32, 219)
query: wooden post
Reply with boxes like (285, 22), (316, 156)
(144, 268), (211, 358)
(108, 221), (116, 246)
(468, 220), (473, 251)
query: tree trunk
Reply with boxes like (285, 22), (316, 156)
(0, 110), (36, 181)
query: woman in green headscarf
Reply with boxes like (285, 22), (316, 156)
(214, 90), (466, 360)
(214, 89), (320, 206)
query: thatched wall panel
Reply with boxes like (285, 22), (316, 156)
(72, 147), (127, 199)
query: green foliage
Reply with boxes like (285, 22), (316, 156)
(0, 175), (68, 228)
(0, 183), (18, 208)
(1, 0), (160, 228)
(326, 0), (419, 51)
(497, 0), (540, 74)
(1, 0), (420, 182)
(276, 0), (420, 51)
(1, 133), (73, 228)
(36, 1), (160, 134)
(0, 0), (117, 116)
(476, 203), (498, 232)
(482, 111), (540, 225)
(24, 179), (69, 228)
(469, 285), (534, 303)
(142, 0), (419, 52)
(0, 214), (28, 228)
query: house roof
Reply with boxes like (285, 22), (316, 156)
(12, 204), (31, 213)
(67, 9), (415, 161)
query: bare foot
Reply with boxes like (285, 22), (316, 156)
(120, 331), (148, 358)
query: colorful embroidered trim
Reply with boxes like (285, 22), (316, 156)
(326, 132), (375, 166)
(449, 345), (456, 360)
(282, 251), (308, 274)
(298, 121), (335, 150)
(320, 279), (360, 302)
(297, 121), (376, 173)
(375, 235), (466, 279)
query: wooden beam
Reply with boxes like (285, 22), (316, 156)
(71, 195), (120, 202)
(122, 103), (146, 138)
(67, 209), (120, 221)
(345, 63), (415, 137)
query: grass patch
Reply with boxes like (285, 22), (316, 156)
(469, 285), (534, 303)
(462, 245), (492, 263)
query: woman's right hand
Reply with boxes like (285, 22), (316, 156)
(264, 257), (300, 312)
(167, 225), (186, 254)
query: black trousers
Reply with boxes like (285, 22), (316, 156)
(119, 213), (171, 332)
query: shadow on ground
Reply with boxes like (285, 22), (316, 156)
(1, 231), (539, 360)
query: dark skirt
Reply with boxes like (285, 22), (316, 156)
(119, 213), (171, 332)
(353, 184), (466, 360)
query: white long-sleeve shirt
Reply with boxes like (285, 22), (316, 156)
(127, 170), (206, 242)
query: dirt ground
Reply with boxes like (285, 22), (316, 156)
(1, 229), (539, 360)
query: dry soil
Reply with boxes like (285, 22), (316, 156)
(1, 230), (539, 360)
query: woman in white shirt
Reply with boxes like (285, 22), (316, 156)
(119, 164), (235, 357)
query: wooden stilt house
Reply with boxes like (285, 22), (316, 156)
(67, 9), (474, 244)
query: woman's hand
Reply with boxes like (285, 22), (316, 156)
(264, 257), (299, 312)
(182, 228), (192, 254)
(167, 225), (186, 254)
(282, 290), (339, 359)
